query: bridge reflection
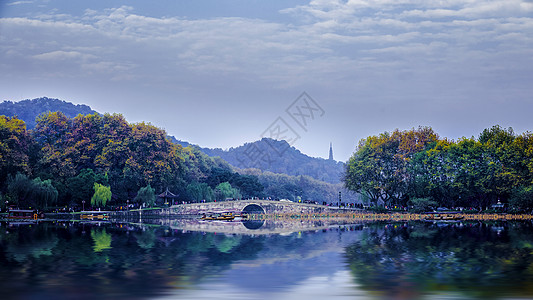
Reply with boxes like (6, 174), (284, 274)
(147, 218), (364, 235)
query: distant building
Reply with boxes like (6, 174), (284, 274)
(329, 142), (334, 161)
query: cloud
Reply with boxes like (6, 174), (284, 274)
(6, 1), (34, 6)
(33, 50), (96, 61)
(1, 1), (531, 90)
(0, 1), (532, 161)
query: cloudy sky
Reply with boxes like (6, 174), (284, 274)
(1, 0), (532, 162)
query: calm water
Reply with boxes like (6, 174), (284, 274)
(1, 219), (533, 300)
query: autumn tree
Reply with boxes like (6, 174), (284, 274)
(0, 116), (33, 185)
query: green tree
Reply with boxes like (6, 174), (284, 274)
(6, 172), (32, 207)
(91, 183), (111, 207)
(66, 168), (105, 207)
(6, 173), (57, 209)
(214, 182), (241, 201)
(186, 182), (214, 202)
(134, 184), (156, 207)
(408, 197), (438, 213)
(509, 185), (533, 212)
(344, 127), (438, 207)
(31, 177), (58, 210)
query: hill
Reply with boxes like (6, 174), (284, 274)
(0, 97), (96, 129)
(201, 138), (345, 183)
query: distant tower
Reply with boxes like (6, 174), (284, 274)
(329, 142), (334, 161)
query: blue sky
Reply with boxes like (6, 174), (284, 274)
(1, 0), (532, 162)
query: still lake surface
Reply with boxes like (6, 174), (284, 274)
(1, 219), (533, 300)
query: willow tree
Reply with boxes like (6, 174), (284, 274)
(91, 183), (111, 207)
(134, 184), (156, 207)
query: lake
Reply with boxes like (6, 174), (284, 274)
(1, 219), (533, 300)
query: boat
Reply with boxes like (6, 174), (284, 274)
(8, 209), (41, 220)
(201, 212), (235, 221)
(423, 211), (464, 221)
(200, 212), (249, 221)
(80, 211), (110, 220)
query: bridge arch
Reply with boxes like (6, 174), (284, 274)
(242, 203), (265, 215)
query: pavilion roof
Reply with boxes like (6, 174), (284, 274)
(158, 188), (179, 198)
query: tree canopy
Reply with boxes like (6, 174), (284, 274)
(344, 125), (533, 211)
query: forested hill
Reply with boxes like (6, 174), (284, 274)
(0, 97), (96, 129)
(201, 139), (345, 184)
(1, 97), (345, 184)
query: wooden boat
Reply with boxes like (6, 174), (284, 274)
(201, 212), (235, 221)
(424, 211), (464, 221)
(200, 212), (249, 221)
(8, 209), (40, 220)
(80, 211), (110, 220)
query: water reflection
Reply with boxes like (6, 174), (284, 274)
(0, 221), (532, 299)
(345, 222), (533, 299)
(242, 219), (265, 230)
(0, 221), (363, 300)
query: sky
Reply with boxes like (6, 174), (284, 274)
(0, 0), (532, 162)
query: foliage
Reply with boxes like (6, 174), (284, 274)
(214, 182), (241, 201)
(408, 197), (438, 213)
(6, 173), (58, 209)
(185, 182), (214, 202)
(91, 183), (112, 207)
(134, 185), (156, 207)
(345, 125), (533, 210)
(30, 177), (58, 210)
(66, 168), (107, 207)
(0, 97), (96, 129)
(509, 185), (533, 212)
(0, 116), (32, 185)
(344, 127), (438, 206)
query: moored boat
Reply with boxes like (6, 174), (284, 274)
(423, 211), (464, 221)
(200, 212), (249, 221)
(80, 211), (110, 220)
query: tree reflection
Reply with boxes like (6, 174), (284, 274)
(0, 222), (267, 299)
(345, 222), (533, 299)
(91, 228), (112, 252)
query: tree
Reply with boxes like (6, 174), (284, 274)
(344, 127), (438, 207)
(91, 183), (111, 207)
(0, 116), (32, 185)
(6, 172), (32, 207)
(186, 182), (214, 202)
(67, 168), (105, 207)
(214, 182), (241, 201)
(134, 185), (156, 207)
(31, 177), (58, 209)
(6, 173), (57, 209)
(408, 197), (438, 213)
(509, 186), (533, 212)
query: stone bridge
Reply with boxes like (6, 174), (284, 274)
(168, 199), (345, 215)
